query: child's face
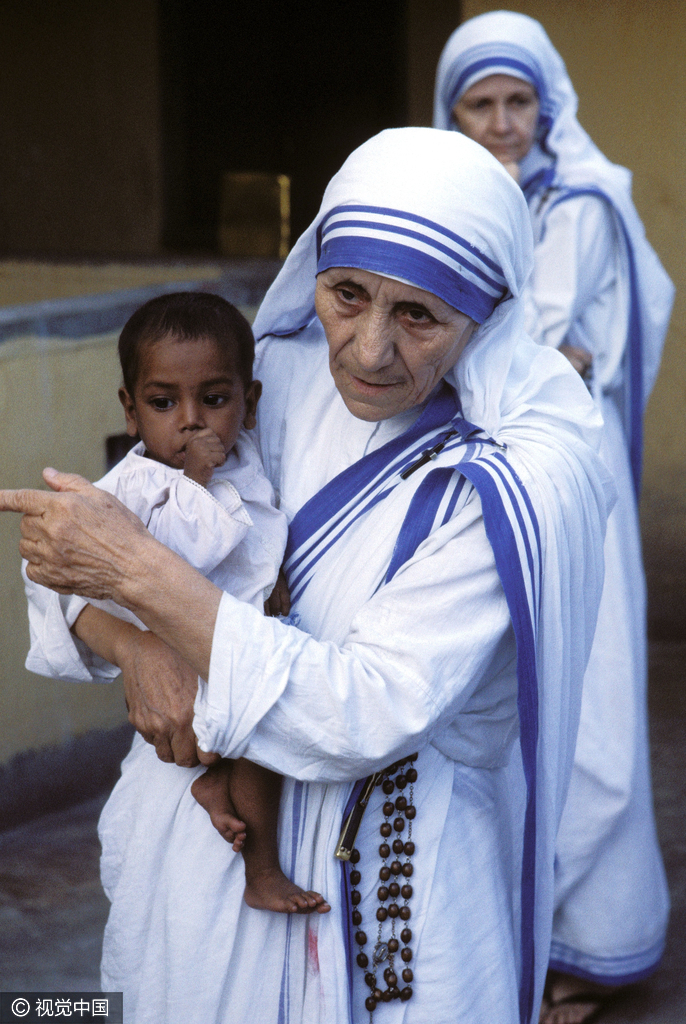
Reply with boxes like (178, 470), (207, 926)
(119, 333), (260, 470)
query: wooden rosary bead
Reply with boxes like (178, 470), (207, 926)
(350, 756), (420, 1018)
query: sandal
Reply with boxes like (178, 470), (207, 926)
(539, 973), (620, 1024)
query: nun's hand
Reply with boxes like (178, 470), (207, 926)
(118, 628), (218, 767)
(0, 467), (151, 604)
(559, 343), (593, 381)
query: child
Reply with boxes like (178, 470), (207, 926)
(24, 291), (329, 916)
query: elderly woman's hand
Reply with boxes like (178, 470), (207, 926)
(559, 343), (593, 380)
(0, 467), (151, 604)
(118, 628), (219, 768)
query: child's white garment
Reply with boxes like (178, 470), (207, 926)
(24, 432), (287, 684)
(22, 429), (289, 1023)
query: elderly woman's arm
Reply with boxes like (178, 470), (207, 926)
(2, 470), (223, 762)
(2, 468), (515, 781)
(10, 469), (221, 674)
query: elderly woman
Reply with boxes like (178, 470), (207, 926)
(2, 129), (610, 1024)
(434, 11), (673, 1023)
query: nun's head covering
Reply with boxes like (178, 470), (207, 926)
(433, 10), (629, 196)
(254, 127), (601, 446)
(433, 10), (674, 436)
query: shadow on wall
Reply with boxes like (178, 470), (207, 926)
(642, 479), (686, 642)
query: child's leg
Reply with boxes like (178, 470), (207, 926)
(231, 757), (330, 914)
(191, 759), (247, 848)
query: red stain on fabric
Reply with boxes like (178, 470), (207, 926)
(308, 928), (320, 973)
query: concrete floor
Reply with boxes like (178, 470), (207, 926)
(0, 642), (685, 1021)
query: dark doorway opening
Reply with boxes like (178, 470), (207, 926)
(159, 0), (408, 254)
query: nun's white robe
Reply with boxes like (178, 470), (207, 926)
(524, 192), (670, 980)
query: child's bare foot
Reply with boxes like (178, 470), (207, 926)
(191, 764), (247, 851)
(244, 866), (331, 915)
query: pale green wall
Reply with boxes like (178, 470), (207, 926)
(0, 333), (128, 764)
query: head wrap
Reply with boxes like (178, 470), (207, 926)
(433, 11), (674, 434)
(253, 127), (602, 449)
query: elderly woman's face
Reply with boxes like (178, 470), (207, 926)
(452, 74), (539, 167)
(315, 268), (476, 421)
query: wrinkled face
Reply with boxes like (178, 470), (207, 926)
(315, 267), (477, 421)
(452, 73), (540, 166)
(119, 334), (260, 469)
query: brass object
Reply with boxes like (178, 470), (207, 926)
(218, 172), (290, 259)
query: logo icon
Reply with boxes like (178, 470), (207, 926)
(11, 998), (31, 1018)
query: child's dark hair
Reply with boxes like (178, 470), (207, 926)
(118, 291), (255, 394)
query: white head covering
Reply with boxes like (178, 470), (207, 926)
(253, 127), (601, 450)
(433, 10), (674, 427)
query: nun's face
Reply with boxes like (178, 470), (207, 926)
(452, 74), (539, 166)
(315, 267), (476, 421)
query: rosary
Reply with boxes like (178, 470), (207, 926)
(336, 755), (418, 1019)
